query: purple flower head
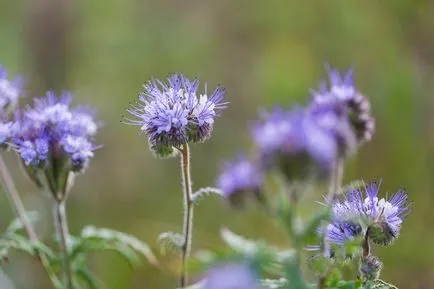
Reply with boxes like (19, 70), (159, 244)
(310, 66), (375, 144)
(124, 74), (227, 157)
(216, 155), (263, 206)
(0, 121), (19, 148)
(13, 91), (98, 175)
(0, 66), (22, 114)
(204, 263), (259, 289)
(252, 105), (355, 180)
(332, 181), (410, 245)
(305, 102), (357, 168)
(325, 221), (362, 246)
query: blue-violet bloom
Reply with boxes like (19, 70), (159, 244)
(13, 91), (98, 175)
(204, 263), (259, 289)
(124, 74), (227, 157)
(0, 66), (22, 114)
(332, 181), (410, 245)
(310, 67), (375, 144)
(216, 155), (263, 206)
(252, 105), (356, 179)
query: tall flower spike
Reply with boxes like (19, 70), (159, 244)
(124, 74), (227, 157)
(216, 155), (263, 207)
(332, 181), (410, 245)
(252, 105), (356, 180)
(12, 91), (98, 197)
(310, 67), (375, 144)
(0, 66), (22, 115)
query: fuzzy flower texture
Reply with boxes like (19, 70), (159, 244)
(0, 67), (22, 148)
(125, 74), (227, 157)
(0, 67), (21, 114)
(326, 181), (410, 248)
(13, 91), (98, 174)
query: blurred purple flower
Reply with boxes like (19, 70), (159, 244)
(310, 66), (375, 144)
(216, 155), (263, 206)
(13, 91), (98, 173)
(124, 74), (227, 156)
(204, 263), (259, 289)
(251, 104), (355, 179)
(0, 66), (22, 114)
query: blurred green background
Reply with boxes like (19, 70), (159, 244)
(1, 0), (434, 288)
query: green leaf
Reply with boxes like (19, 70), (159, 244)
(75, 226), (158, 267)
(5, 212), (39, 235)
(157, 231), (184, 255)
(220, 227), (268, 256)
(368, 280), (398, 289)
(260, 278), (289, 288)
(191, 187), (223, 204)
(283, 258), (310, 289)
(300, 208), (331, 244)
(0, 234), (36, 257)
(220, 228), (296, 276)
(74, 267), (100, 289)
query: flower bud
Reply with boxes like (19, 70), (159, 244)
(359, 255), (382, 281)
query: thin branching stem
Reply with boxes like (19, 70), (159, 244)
(319, 158), (345, 289)
(179, 144), (194, 288)
(0, 155), (62, 287)
(53, 200), (73, 289)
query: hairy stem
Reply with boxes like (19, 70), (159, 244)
(362, 229), (371, 257)
(179, 144), (194, 288)
(0, 155), (62, 287)
(319, 158), (345, 289)
(326, 158), (344, 203)
(53, 200), (73, 289)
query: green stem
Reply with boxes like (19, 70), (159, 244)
(326, 158), (344, 203)
(53, 200), (73, 289)
(319, 158), (345, 289)
(179, 144), (194, 288)
(0, 155), (62, 288)
(362, 230), (371, 257)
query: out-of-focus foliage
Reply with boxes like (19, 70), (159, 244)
(1, 0), (433, 288)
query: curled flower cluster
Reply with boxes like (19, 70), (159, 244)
(311, 67), (375, 144)
(326, 181), (410, 247)
(13, 92), (98, 174)
(0, 67), (21, 114)
(217, 67), (371, 202)
(125, 74), (227, 157)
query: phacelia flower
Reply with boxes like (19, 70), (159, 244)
(359, 255), (382, 281)
(0, 121), (19, 148)
(0, 67), (22, 114)
(310, 67), (375, 144)
(216, 155), (263, 206)
(331, 181), (410, 245)
(252, 105), (356, 180)
(204, 263), (259, 289)
(124, 74), (227, 157)
(325, 221), (362, 246)
(12, 91), (98, 193)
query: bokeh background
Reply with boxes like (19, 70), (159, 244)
(1, 0), (434, 288)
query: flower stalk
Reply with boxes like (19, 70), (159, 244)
(179, 144), (194, 288)
(53, 199), (73, 289)
(0, 155), (62, 287)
